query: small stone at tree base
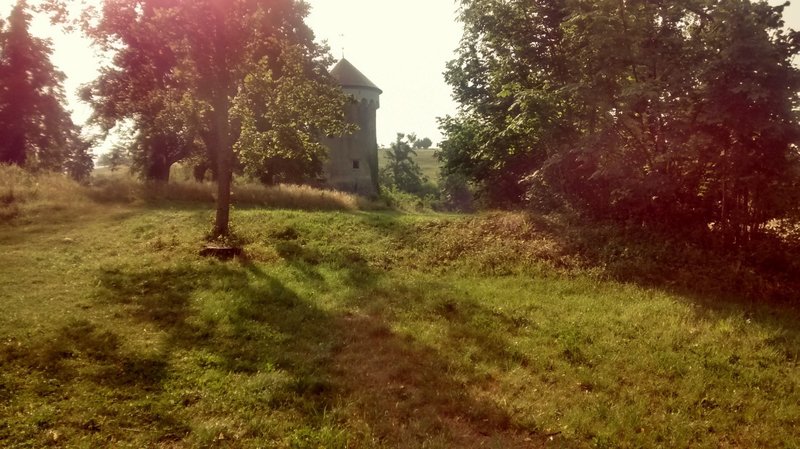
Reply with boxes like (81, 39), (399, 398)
(199, 246), (243, 260)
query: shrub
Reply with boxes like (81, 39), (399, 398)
(378, 186), (429, 212)
(433, 172), (474, 213)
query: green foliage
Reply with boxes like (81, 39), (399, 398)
(63, 133), (94, 182)
(132, 93), (208, 182)
(378, 185), (430, 212)
(0, 0), (92, 178)
(438, 113), (531, 205)
(380, 133), (429, 195)
(435, 171), (475, 212)
(79, 7), (210, 183)
(378, 146), (441, 184)
(233, 45), (352, 186)
(76, 0), (343, 235)
(442, 0), (800, 239)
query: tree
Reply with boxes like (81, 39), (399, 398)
(97, 144), (131, 172)
(76, 0), (350, 237)
(381, 133), (427, 194)
(233, 45), (352, 186)
(79, 27), (211, 184)
(413, 137), (433, 150)
(63, 127), (93, 181)
(442, 0), (800, 238)
(0, 0), (91, 177)
(440, 0), (572, 205)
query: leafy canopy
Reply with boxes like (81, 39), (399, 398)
(0, 0), (92, 180)
(381, 133), (428, 194)
(65, 0), (350, 236)
(442, 0), (800, 237)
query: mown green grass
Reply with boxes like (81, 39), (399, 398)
(1, 173), (799, 448)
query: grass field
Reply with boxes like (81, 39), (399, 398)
(1, 168), (799, 448)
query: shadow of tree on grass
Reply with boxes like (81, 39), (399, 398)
(0, 318), (181, 446)
(331, 311), (540, 448)
(266, 246), (548, 447)
(79, 255), (545, 447)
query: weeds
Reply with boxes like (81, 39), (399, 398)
(0, 164), (92, 223)
(90, 178), (375, 211)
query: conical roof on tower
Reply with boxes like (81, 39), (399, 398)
(330, 58), (382, 94)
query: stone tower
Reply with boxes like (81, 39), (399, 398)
(323, 58), (381, 197)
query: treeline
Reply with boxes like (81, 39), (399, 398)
(2, 0), (359, 237)
(439, 0), (800, 241)
(76, 0), (355, 235)
(0, 1), (92, 180)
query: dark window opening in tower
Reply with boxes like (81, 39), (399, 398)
(352, 160), (360, 169)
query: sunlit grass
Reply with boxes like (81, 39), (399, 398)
(1, 169), (798, 448)
(87, 176), (373, 211)
(1, 165), (376, 219)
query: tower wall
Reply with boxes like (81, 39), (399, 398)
(323, 87), (380, 197)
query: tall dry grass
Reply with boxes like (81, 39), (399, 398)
(2, 165), (376, 223)
(89, 177), (373, 211)
(1, 165), (91, 222)
(232, 183), (372, 211)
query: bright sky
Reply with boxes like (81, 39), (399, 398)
(305, 0), (462, 147)
(2, 0), (799, 153)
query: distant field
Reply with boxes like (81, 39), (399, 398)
(379, 148), (441, 183)
(2, 168), (799, 448)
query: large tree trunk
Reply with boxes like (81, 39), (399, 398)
(207, 3), (235, 239)
(212, 95), (233, 238)
(214, 152), (233, 237)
